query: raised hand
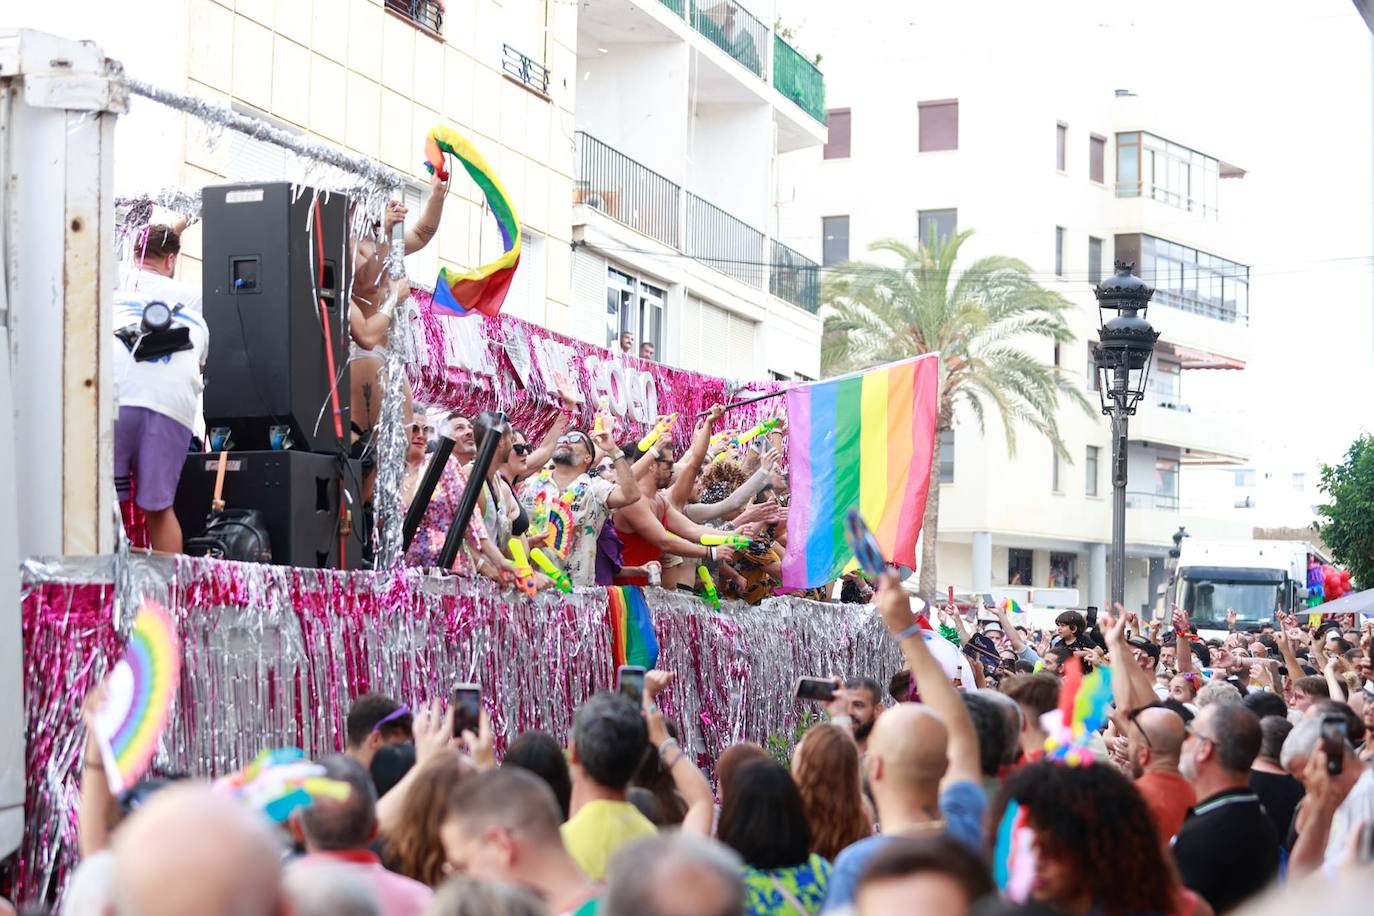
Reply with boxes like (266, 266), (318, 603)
(460, 710), (495, 771)
(412, 699), (454, 763)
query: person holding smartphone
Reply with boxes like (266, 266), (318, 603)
(1281, 710), (1374, 876)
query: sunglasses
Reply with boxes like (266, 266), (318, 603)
(407, 424), (434, 436)
(557, 434), (593, 450)
(512, 443), (532, 456)
(371, 703), (411, 734)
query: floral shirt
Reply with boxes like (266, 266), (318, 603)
(519, 471), (616, 588)
(406, 460), (487, 574)
(741, 854), (831, 916)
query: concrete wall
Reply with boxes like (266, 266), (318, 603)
(575, 40), (688, 181)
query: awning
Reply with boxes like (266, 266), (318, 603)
(1308, 587), (1374, 616)
(1166, 343), (1245, 370)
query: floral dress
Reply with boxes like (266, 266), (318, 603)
(741, 854), (831, 916)
(405, 461), (487, 574)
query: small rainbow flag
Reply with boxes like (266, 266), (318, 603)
(993, 801), (1035, 901)
(1004, 598), (1023, 616)
(781, 354), (940, 588)
(93, 599), (182, 793)
(424, 125), (521, 318)
(608, 586), (659, 671)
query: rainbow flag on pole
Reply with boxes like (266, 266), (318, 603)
(781, 354), (939, 588)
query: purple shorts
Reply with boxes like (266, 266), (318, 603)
(115, 406), (193, 511)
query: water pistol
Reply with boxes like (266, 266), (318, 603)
(636, 413), (678, 452)
(529, 548), (572, 594)
(507, 538), (537, 596)
(592, 396), (610, 435)
(712, 417), (781, 463)
(700, 533), (752, 549)
(698, 565), (720, 609)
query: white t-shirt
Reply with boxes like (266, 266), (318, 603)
(519, 471), (616, 588)
(113, 269), (209, 433)
(1325, 765), (1374, 865)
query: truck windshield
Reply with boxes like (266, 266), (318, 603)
(1179, 566), (1284, 629)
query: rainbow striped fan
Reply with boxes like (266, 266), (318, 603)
(92, 599), (182, 793)
(215, 748), (352, 823)
(548, 497), (574, 560)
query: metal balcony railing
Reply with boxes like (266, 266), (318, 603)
(769, 239), (820, 313)
(658, 0), (688, 17)
(385, 0), (443, 34)
(685, 192), (766, 289)
(575, 132), (681, 248)
(690, 0), (766, 77)
(772, 35), (825, 122)
(502, 44), (550, 95)
(1125, 491), (1180, 511)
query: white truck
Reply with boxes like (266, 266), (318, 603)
(1170, 539), (1328, 637)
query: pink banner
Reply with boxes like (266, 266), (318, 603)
(406, 288), (786, 439)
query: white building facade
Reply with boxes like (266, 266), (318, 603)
(778, 7), (1258, 612)
(568, 0), (827, 380)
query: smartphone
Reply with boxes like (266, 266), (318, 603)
(1320, 713), (1347, 776)
(795, 676), (837, 702)
(451, 683), (482, 738)
(616, 665), (646, 705)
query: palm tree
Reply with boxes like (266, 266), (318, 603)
(822, 229), (1092, 601)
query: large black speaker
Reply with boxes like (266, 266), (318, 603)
(174, 451), (364, 569)
(201, 182), (351, 454)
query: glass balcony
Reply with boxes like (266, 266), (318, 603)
(773, 35), (825, 122)
(690, 0), (766, 77)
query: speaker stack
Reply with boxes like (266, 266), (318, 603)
(174, 182), (364, 569)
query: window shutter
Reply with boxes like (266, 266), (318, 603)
(571, 248), (607, 347)
(679, 295), (703, 370)
(824, 109), (852, 159)
(1089, 135), (1106, 183)
(918, 100), (958, 152)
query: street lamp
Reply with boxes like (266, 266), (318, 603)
(1093, 261), (1159, 610)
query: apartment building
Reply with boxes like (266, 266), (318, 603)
(568, 0), (827, 380)
(778, 10), (1256, 611)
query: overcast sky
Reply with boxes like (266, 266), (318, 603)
(784, 0), (1374, 473)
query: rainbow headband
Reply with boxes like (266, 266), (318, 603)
(424, 124), (521, 318)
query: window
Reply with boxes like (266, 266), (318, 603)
(605, 267), (665, 355)
(1088, 237), (1103, 284)
(824, 108), (851, 159)
(1089, 134), (1106, 183)
(1051, 449), (1062, 492)
(385, 0), (443, 33)
(1056, 122), (1067, 171)
(918, 209), (957, 249)
(1292, 472), (1306, 492)
(1114, 234), (1250, 323)
(1050, 552), (1077, 588)
(1054, 226), (1065, 276)
(1146, 358), (1181, 407)
(1053, 341), (1061, 367)
(939, 429), (955, 483)
(1008, 548), (1033, 586)
(1087, 344), (1099, 391)
(1155, 457), (1180, 502)
(822, 216), (849, 266)
(1085, 446), (1100, 496)
(1234, 469), (1256, 487)
(1116, 131), (1220, 217)
(918, 99), (958, 152)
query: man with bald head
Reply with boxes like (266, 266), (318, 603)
(110, 784), (288, 916)
(820, 575), (986, 912)
(1125, 705), (1195, 844)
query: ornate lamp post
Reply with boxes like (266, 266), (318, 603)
(1093, 262), (1159, 609)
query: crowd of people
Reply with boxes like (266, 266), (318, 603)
(25, 575), (1371, 916)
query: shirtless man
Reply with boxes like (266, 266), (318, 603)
(348, 174), (448, 491)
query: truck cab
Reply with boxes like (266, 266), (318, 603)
(1172, 540), (1322, 636)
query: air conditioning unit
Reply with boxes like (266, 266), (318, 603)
(574, 187), (620, 219)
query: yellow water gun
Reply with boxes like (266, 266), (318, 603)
(530, 547), (572, 594)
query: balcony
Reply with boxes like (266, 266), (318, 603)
(502, 44), (550, 96)
(773, 36), (825, 123)
(384, 0), (442, 35)
(1130, 402), (1251, 465)
(575, 133), (680, 248)
(574, 132), (817, 308)
(688, 1), (767, 77)
(686, 192), (765, 289)
(769, 240), (820, 313)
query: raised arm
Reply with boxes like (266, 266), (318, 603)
(669, 406), (722, 507)
(519, 408), (572, 482)
(590, 425), (641, 511)
(644, 671), (714, 836)
(684, 464), (773, 523)
(78, 683), (114, 857)
(1274, 625), (1306, 687)
(1173, 607), (1197, 678)
(877, 577), (981, 787)
(1106, 603), (1158, 710)
(404, 174), (448, 253)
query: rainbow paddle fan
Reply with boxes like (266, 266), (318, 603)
(93, 599), (182, 793)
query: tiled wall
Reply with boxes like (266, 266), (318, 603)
(175, 0), (576, 333)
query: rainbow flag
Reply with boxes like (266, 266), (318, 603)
(607, 585), (659, 670)
(781, 354), (940, 588)
(424, 125), (521, 318)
